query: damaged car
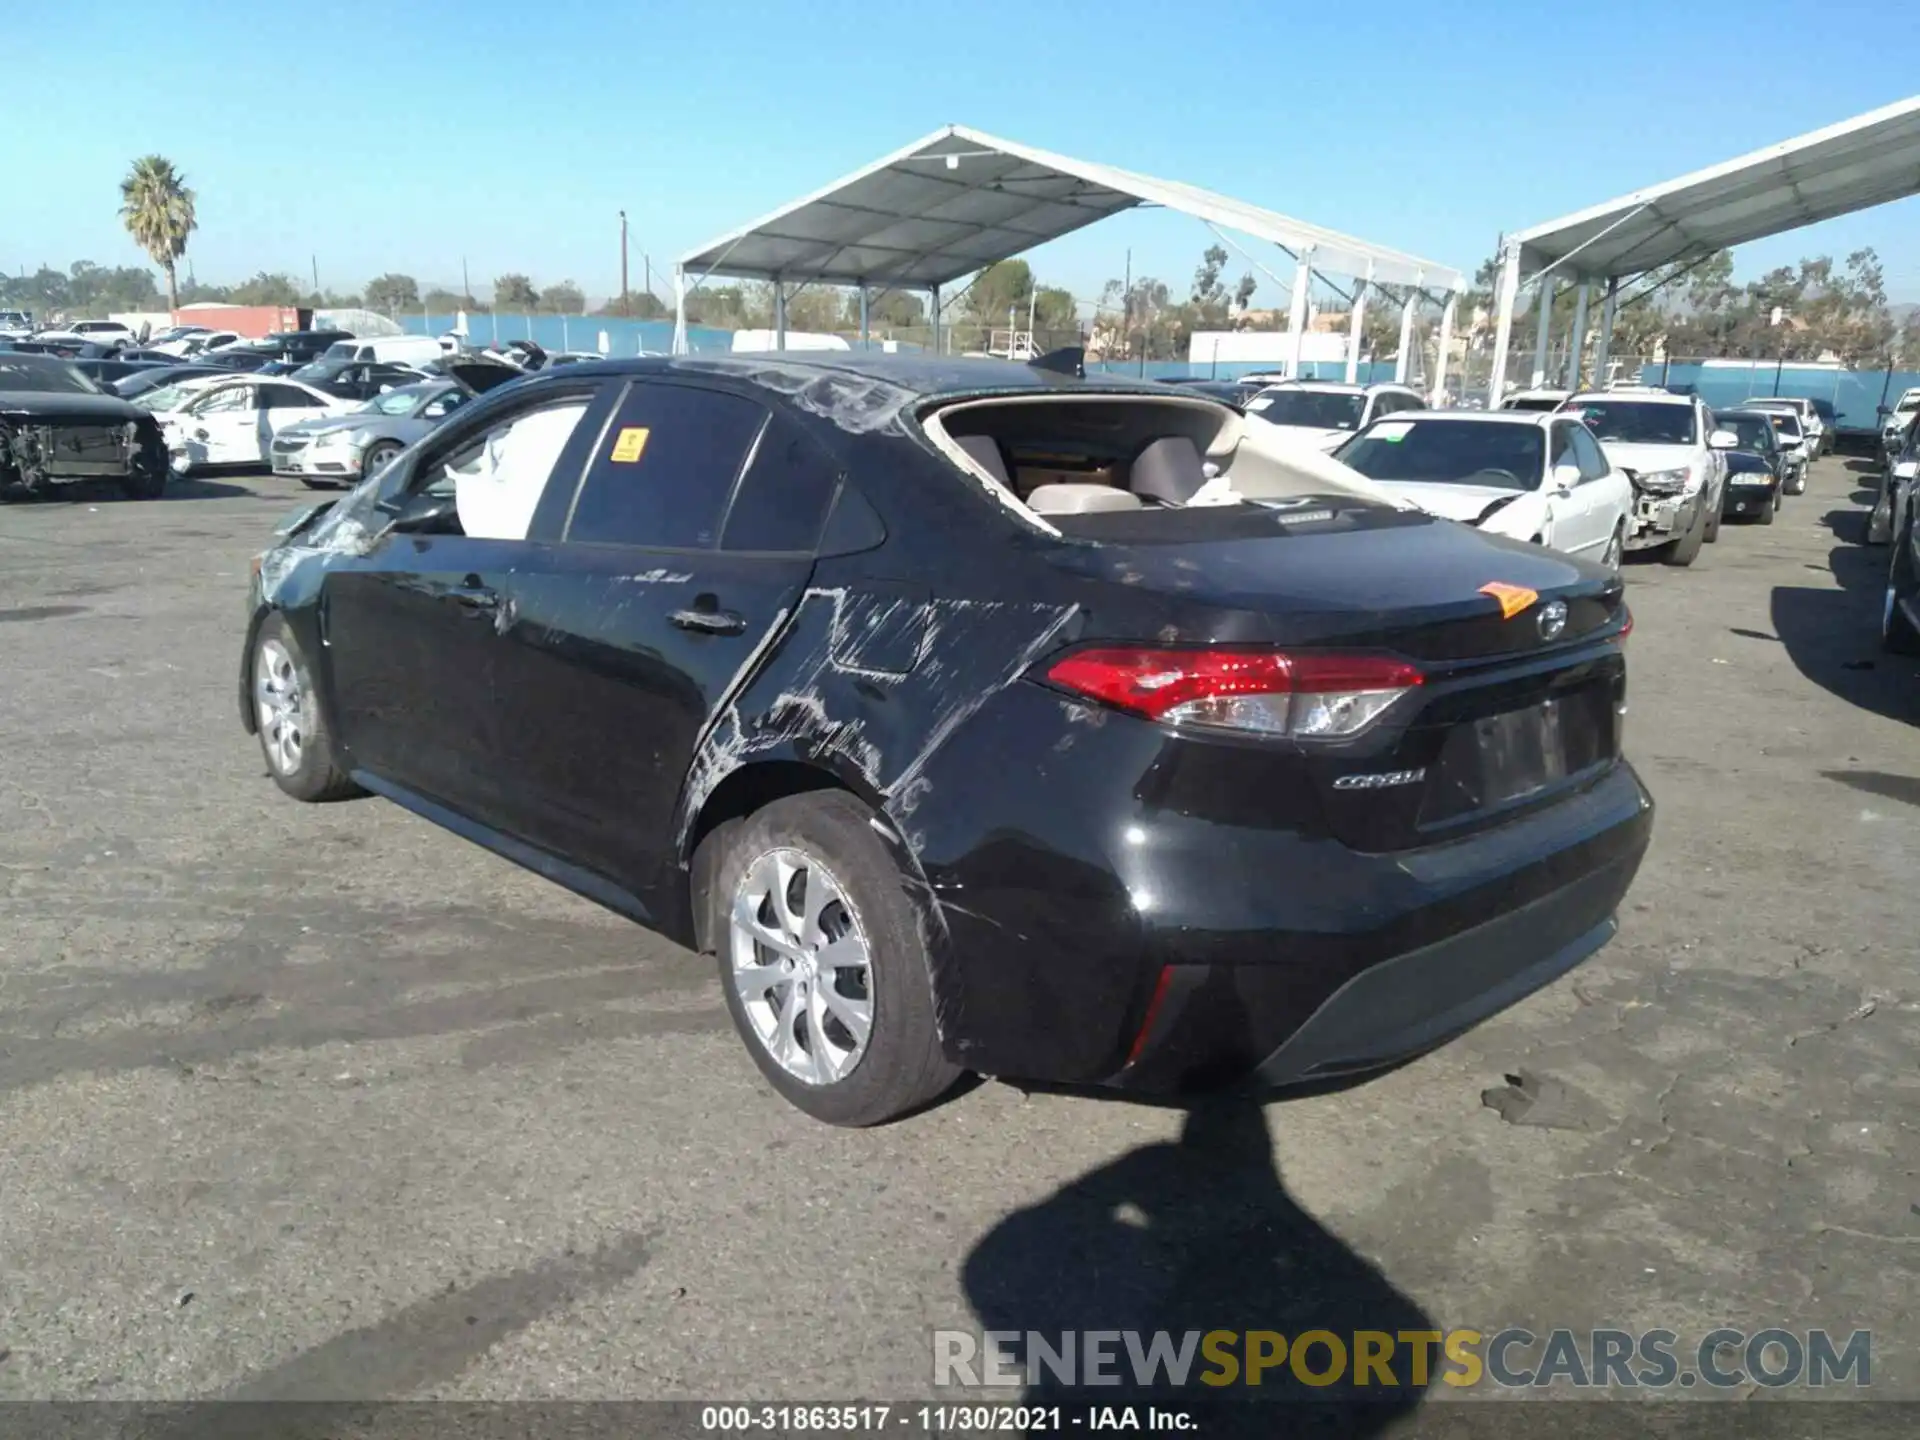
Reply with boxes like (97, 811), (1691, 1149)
(1332, 409), (1632, 569)
(239, 354), (1652, 1126)
(270, 362), (523, 488)
(1561, 390), (1724, 565)
(0, 352), (169, 501)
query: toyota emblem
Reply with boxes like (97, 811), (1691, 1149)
(1537, 599), (1569, 640)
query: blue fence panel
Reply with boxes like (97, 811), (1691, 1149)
(1086, 358), (1408, 384)
(1637, 361), (1919, 434)
(400, 313), (735, 355)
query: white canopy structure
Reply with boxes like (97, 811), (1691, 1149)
(1487, 96), (1920, 406)
(674, 125), (1465, 395)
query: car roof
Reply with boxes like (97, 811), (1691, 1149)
(1377, 407), (1552, 428)
(508, 351), (1184, 402)
(1568, 389), (1691, 405)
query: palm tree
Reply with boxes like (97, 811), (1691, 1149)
(119, 156), (197, 313)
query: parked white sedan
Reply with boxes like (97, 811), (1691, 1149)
(156, 377), (355, 473)
(1331, 410), (1634, 569)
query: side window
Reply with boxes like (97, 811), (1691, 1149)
(445, 399), (593, 542)
(261, 384), (315, 409)
(565, 382), (766, 549)
(193, 384), (251, 415)
(1569, 424), (1610, 481)
(720, 410), (839, 553)
(1394, 391), (1426, 414)
(1368, 394), (1398, 421)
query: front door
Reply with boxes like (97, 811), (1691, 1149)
(1547, 421), (1603, 557)
(184, 381), (257, 464)
(320, 386), (607, 820)
(485, 381), (833, 919)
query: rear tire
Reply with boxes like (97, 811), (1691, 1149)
(250, 613), (363, 802)
(713, 791), (961, 1126)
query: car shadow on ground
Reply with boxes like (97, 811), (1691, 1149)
(961, 1097), (1433, 1437)
(1769, 508), (1920, 727)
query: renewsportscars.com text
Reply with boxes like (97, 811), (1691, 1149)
(933, 1327), (1871, 1391)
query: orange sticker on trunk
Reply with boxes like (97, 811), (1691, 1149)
(1479, 581), (1538, 619)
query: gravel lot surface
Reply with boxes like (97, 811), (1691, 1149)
(0, 456), (1914, 1416)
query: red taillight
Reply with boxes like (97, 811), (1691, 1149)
(1045, 646), (1422, 739)
(1613, 608), (1633, 645)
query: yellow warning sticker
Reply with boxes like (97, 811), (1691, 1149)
(610, 426), (650, 463)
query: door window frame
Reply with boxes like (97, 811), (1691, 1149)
(551, 377), (845, 559)
(376, 378), (614, 544)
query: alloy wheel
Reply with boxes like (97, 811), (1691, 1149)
(1886, 585), (1899, 640)
(729, 848), (873, 1086)
(255, 638), (306, 775)
(1603, 528), (1623, 571)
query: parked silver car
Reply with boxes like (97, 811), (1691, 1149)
(269, 361), (521, 488)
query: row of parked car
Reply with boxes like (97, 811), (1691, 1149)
(1867, 388), (1920, 654)
(1166, 375), (1822, 571)
(0, 322), (580, 501)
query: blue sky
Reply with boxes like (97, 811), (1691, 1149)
(6, 0), (1917, 310)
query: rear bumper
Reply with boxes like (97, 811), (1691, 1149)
(901, 680), (1653, 1091)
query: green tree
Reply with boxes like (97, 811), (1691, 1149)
(842, 289), (926, 329)
(1031, 286), (1078, 338)
(493, 273), (539, 309)
(423, 287), (480, 314)
(540, 280), (586, 314)
(364, 273), (420, 312)
(119, 155), (197, 312)
(1233, 271), (1258, 315)
(598, 292), (668, 319)
(230, 271), (302, 306)
(961, 260), (1035, 328)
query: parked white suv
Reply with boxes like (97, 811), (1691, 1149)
(1562, 390), (1726, 566)
(1241, 381), (1427, 452)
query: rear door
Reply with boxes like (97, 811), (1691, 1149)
(258, 383), (330, 459)
(321, 384), (609, 818)
(485, 379), (833, 919)
(1568, 422), (1628, 550)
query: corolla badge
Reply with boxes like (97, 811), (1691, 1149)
(1537, 599), (1569, 640)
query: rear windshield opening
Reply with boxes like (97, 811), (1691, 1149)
(925, 394), (1404, 537)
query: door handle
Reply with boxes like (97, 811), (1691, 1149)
(670, 604), (747, 635)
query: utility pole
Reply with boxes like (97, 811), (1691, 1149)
(461, 256), (471, 305)
(310, 255), (319, 296)
(1122, 248), (1132, 360)
(619, 211), (630, 318)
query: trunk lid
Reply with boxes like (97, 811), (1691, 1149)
(1042, 499), (1628, 850)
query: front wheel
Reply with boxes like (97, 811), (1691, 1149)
(713, 791), (961, 1126)
(251, 613), (363, 802)
(1660, 501), (1706, 566)
(1601, 524), (1624, 571)
(1885, 516), (1920, 656)
(361, 442), (402, 481)
(1756, 489), (1777, 525)
(1786, 466), (1807, 496)
(1704, 499), (1722, 543)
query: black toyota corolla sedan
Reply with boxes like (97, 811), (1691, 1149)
(238, 354), (1653, 1125)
